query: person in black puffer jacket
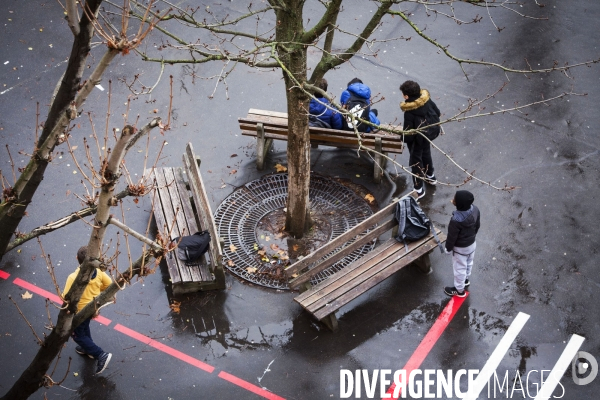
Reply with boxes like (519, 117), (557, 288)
(400, 80), (441, 199)
(443, 190), (481, 298)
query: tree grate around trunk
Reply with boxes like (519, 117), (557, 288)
(214, 173), (376, 289)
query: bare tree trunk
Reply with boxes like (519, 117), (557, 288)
(274, 0), (312, 238)
(0, 0), (105, 260)
(1, 119), (160, 400)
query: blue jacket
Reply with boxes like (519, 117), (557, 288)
(340, 83), (380, 132)
(309, 97), (343, 130)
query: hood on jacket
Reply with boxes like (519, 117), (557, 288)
(400, 89), (431, 112)
(347, 83), (371, 100)
(309, 97), (330, 116)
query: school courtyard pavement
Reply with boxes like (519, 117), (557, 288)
(1, 1), (599, 399)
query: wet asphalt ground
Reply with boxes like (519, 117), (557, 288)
(1, 1), (599, 399)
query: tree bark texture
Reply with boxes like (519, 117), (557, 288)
(275, 1), (312, 238)
(0, 0), (105, 260)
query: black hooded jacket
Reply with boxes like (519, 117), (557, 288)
(445, 205), (480, 251)
(400, 89), (441, 142)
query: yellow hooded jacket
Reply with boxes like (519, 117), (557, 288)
(62, 267), (112, 312)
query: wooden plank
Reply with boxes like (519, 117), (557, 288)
(248, 108), (288, 118)
(300, 229), (446, 309)
(311, 237), (443, 321)
(284, 199), (399, 276)
(288, 218), (396, 289)
(184, 143), (226, 289)
(153, 169), (192, 283)
(150, 171), (182, 284)
(293, 238), (398, 303)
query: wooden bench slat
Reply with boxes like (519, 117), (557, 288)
(153, 168), (192, 283)
(284, 199), (399, 277)
(310, 235), (443, 321)
(288, 218), (396, 289)
(150, 171), (182, 284)
(300, 230), (443, 311)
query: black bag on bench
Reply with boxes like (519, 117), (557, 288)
(174, 231), (211, 265)
(394, 197), (443, 253)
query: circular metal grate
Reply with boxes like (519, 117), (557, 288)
(214, 173), (376, 289)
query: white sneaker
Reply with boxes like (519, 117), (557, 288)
(426, 174), (437, 185)
(415, 185), (426, 199)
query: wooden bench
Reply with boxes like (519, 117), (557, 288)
(239, 109), (404, 183)
(283, 192), (446, 331)
(150, 142), (226, 295)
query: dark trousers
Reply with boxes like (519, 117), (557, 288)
(408, 138), (434, 189)
(72, 317), (104, 359)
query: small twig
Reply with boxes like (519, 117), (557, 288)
(5, 144), (17, 184)
(9, 295), (44, 345)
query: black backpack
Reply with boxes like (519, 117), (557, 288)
(422, 106), (441, 141)
(343, 92), (370, 132)
(309, 114), (331, 129)
(174, 231), (211, 264)
(394, 197), (444, 253)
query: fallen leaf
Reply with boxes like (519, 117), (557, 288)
(274, 164), (287, 172)
(73, 372), (79, 377)
(133, 198), (139, 204)
(257, 250), (266, 256)
(71, 145), (78, 150)
(253, 243), (259, 251)
(356, 174), (361, 177)
(153, 109), (158, 113)
(270, 244), (279, 251)
(230, 169), (237, 175)
(17, 249), (21, 253)
(169, 300), (181, 313)
(220, 184), (227, 189)
(265, 236), (271, 242)
(21, 291), (33, 300)
(291, 273), (298, 278)
(292, 244), (299, 251)
(364, 194), (375, 204)
(261, 256), (270, 262)
(246, 267), (257, 273)
(230, 154), (238, 158)
(229, 244), (237, 252)
(227, 260), (235, 267)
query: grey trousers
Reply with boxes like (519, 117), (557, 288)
(452, 242), (476, 291)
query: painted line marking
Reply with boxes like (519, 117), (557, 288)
(383, 294), (468, 399)
(464, 311), (530, 399)
(13, 278), (63, 304)
(113, 323), (215, 373)
(0, 270), (10, 279)
(533, 334), (585, 400)
(12, 278), (112, 325)
(218, 371), (286, 400)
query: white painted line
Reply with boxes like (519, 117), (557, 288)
(464, 312), (530, 400)
(534, 334), (585, 400)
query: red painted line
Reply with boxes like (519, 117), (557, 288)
(0, 270), (10, 279)
(94, 315), (112, 326)
(113, 323), (214, 373)
(218, 371), (286, 400)
(382, 294), (468, 399)
(13, 278), (63, 304)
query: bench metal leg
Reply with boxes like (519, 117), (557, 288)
(256, 123), (272, 170)
(374, 137), (383, 184)
(414, 253), (432, 274)
(320, 313), (339, 332)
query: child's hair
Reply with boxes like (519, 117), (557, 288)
(347, 78), (363, 87)
(400, 80), (421, 98)
(316, 78), (328, 93)
(77, 246), (88, 265)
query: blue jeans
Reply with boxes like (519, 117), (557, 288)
(72, 317), (104, 359)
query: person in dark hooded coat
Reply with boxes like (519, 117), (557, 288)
(400, 80), (441, 199)
(309, 78), (343, 130)
(443, 190), (480, 298)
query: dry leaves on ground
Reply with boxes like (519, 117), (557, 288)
(21, 291), (33, 300)
(170, 300), (181, 313)
(365, 194), (375, 204)
(247, 267), (257, 273)
(275, 164), (287, 172)
(229, 244), (237, 252)
(227, 260), (235, 267)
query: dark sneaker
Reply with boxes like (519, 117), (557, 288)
(444, 286), (466, 298)
(426, 174), (437, 185)
(415, 185), (426, 199)
(75, 346), (94, 359)
(95, 352), (112, 374)
(464, 278), (470, 287)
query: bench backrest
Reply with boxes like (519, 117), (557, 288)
(284, 198), (400, 289)
(182, 142), (223, 268)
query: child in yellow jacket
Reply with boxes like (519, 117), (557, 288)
(63, 246), (112, 374)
